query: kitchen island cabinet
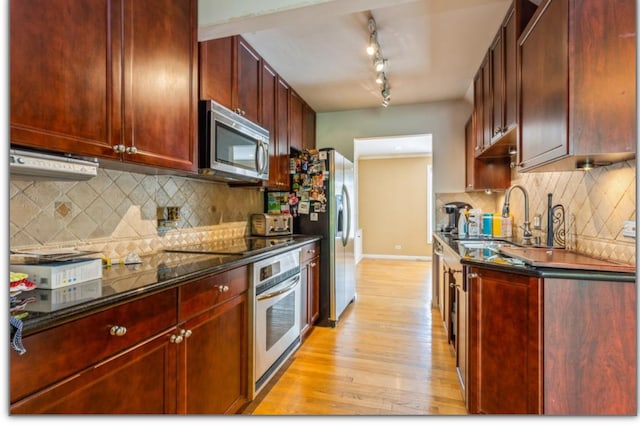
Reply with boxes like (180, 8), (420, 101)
(10, 0), (198, 173)
(518, 0), (636, 172)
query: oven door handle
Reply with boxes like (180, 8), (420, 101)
(257, 275), (300, 301)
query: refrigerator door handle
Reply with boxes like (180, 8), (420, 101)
(341, 184), (351, 247)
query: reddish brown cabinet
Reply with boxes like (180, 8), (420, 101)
(10, 266), (250, 415)
(178, 266), (249, 414)
(300, 241), (320, 341)
(302, 102), (317, 152)
(465, 115), (511, 192)
(10, 289), (179, 414)
(289, 90), (304, 152)
(275, 77), (291, 188)
(10, 0), (198, 172)
(518, 0), (636, 172)
(466, 265), (636, 415)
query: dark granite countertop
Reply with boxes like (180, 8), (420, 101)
(12, 235), (321, 335)
(434, 231), (636, 282)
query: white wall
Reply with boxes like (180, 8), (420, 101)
(316, 99), (472, 193)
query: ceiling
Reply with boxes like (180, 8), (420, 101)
(198, 0), (512, 113)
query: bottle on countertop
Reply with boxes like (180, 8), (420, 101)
(457, 208), (468, 237)
(467, 208), (482, 237)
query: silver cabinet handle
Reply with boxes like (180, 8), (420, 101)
(113, 144), (126, 153)
(126, 146), (138, 155)
(468, 272), (478, 279)
(216, 284), (229, 293)
(170, 334), (183, 344)
(179, 329), (192, 339)
(110, 325), (127, 336)
(309, 262), (317, 267)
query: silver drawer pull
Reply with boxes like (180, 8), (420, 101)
(216, 284), (229, 292)
(109, 325), (127, 337)
(170, 334), (183, 344)
(468, 273), (478, 279)
(180, 329), (192, 338)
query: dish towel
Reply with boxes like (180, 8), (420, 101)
(10, 315), (27, 355)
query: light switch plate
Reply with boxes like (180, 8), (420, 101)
(622, 221), (636, 238)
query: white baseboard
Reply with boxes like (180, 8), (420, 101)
(361, 254), (432, 262)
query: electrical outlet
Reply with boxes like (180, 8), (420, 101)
(622, 221), (636, 238)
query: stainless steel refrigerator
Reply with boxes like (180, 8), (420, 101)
(291, 148), (356, 327)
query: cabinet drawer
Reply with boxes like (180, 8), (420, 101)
(300, 242), (320, 263)
(10, 288), (178, 403)
(179, 266), (248, 321)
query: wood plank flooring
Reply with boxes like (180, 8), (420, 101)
(244, 258), (467, 415)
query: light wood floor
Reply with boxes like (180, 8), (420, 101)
(244, 258), (467, 415)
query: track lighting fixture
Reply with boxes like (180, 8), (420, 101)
(366, 15), (390, 107)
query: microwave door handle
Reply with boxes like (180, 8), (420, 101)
(255, 139), (268, 175)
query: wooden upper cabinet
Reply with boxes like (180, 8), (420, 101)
(123, 0), (198, 171)
(10, 0), (198, 172)
(10, 0), (120, 160)
(302, 102), (316, 151)
(490, 30), (504, 141)
(518, 0), (636, 172)
(260, 61), (284, 190)
(276, 77), (291, 187)
(234, 36), (261, 124)
(481, 54), (492, 150)
(473, 68), (484, 154)
(465, 114), (511, 192)
(199, 35), (261, 124)
(289, 90), (304, 152)
(199, 36), (234, 106)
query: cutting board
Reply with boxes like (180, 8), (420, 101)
(498, 247), (636, 273)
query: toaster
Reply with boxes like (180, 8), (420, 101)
(251, 213), (293, 236)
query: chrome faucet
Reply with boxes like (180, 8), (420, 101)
(502, 184), (533, 245)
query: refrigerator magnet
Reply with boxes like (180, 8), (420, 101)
(298, 201), (310, 214)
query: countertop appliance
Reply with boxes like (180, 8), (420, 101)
(290, 148), (356, 327)
(198, 100), (269, 182)
(10, 148), (99, 181)
(443, 202), (472, 233)
(251, 213), (293, 237)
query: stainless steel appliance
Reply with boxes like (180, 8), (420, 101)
(251, 249), (301, 397)
(251, 213), (293, 237)
(198, 100), (269, 182)
(291, 148), (356, 327)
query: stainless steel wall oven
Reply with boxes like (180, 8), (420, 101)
(251, 249), (301, 397)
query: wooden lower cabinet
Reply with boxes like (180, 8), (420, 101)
(467, 267), (542, 414)
(10, 330), (178, 414)
(178, 293), (249, 414)
(300, 242), (320, 341)
(466, 265), (636, 415)
(10, 266), (250, 415)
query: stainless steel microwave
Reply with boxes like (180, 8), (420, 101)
(198, 100), (269, 182)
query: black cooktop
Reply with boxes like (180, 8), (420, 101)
(165, 236), (295, 256)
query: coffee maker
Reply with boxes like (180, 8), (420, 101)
(442, 202), (472, 233)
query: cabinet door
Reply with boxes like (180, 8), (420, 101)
(178, 293), (249, 414)
(502, 5), (518, 132)
(490, 30), (504, 141)
(464, 116), (475, 191)
(10, 0), (121, 159)
(289, 90), (304, 152)
(234, 36), (261, 124)
(11, 330), (178, 414)
(473, 69), (484, 155)
(467, 267), (543, 414)
(276, 77), (290, 187)
(302, 102), (316, 151)
(308, 256), (320, 325)
(481, 54), (492, 150)
(199, 36), (234, 107)
(260, 61), (286, 190)
(122, 0), (197, 171)
(518, 0), (568, 169)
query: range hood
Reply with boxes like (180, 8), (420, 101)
(10, 148), (99, 181)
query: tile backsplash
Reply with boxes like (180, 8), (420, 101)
(437, 160), (636, 265)
(10, 168), (264, 258)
